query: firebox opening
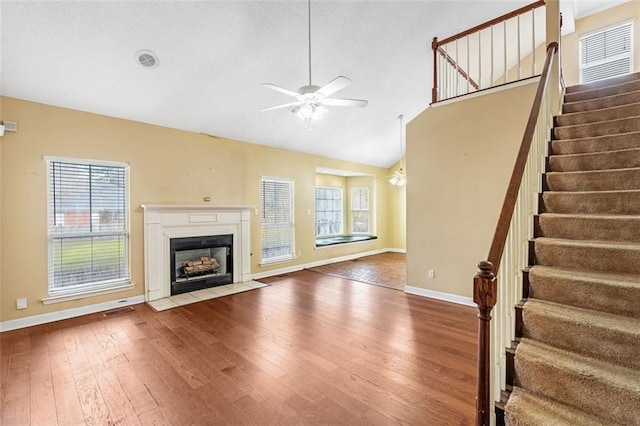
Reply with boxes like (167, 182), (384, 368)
(170, 234), (233, 296)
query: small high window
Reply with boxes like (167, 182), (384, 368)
(580, 21), (633, 83)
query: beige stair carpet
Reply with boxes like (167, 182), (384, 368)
(504, 72), (640, 425)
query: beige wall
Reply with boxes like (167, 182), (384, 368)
(562, 1), (640, 87)
(406, 82), (537, 298)
(0, 96), (401, 322)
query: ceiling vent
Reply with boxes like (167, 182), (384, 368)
(135, 50), (159, 69)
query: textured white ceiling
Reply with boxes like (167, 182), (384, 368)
(2, 0), (554, 168)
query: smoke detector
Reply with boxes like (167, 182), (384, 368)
(135, 50), (159, 69)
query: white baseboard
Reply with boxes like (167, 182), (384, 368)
(0, 295), (145, 332)
(251, 248), (396, 280)
(404, 286), (475, 307)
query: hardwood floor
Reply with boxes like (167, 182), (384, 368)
(0, 271), (477, 425)
(307, 252), (407, 291)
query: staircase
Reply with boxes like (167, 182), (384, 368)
(504, 72), (640, 425)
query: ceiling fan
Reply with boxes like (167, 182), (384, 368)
(260, 0), (368, 129)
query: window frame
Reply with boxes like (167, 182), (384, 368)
(260, 176), (296, 265)
(315, 186), (344, 237)
(45, 156), (131, 302)
(350, 186), (370, 235)
(579, 20), (634, 84)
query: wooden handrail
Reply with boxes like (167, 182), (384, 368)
(436, 47), (480, 90)
(473, 41), (558, 426)
(437, 0), (545, 47)
(486, 42), (557, 270)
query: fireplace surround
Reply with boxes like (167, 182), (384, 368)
(141, 205), (252, 301)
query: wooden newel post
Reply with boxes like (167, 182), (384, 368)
(432, 37), (438, 104)
(474, 260), (497, 426)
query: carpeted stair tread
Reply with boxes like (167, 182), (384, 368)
(505, 387), (610, 426)
(553, 115), (640, 140)
(556, 102), (640, 127)
(565, 71), (640, 94)
(550, 131), (640, 155)
(563, 89), (640, 114)
(564, 78), (640, 103)
(528, 265), (640, 318)
(532, 237), (640, 275)
(548, 147), (640, 172)
(536, 213), (640, 242)
(514, 338), (640, 424)
(522, 299), (640, 369)
(541, 189), (640, 214)
(545, 167), (640, 191)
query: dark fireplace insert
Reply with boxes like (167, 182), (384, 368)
(170, 234), (233, 295)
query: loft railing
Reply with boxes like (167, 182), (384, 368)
(473, 42), (560, 426)
(432, 0), (545, 103)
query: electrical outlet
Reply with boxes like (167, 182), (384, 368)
(428, 270), (435, 279)
(297, 250), (302, 257)
(16, 298), (27, 310)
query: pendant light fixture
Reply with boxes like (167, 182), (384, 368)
(389, 115), (407, 187)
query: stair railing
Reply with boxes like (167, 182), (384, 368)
(474, 42), (561, 426)
(432, 0), (545, 103)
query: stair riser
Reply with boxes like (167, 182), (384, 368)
(550, 132), (640, 155)
(522, 309), (640, 369)
(528, 271), (640, 318)
(556, 103), (640, 127)
(554, 117), (640, 140)
(564, 79), (640, 103)
(565, 72), (640, 94)
(514, 357), (640, 424)
(544, 169), (640, 191)
(536, 215), (640, 242)
(532, 241), (640, 275)
(563, 91), (640, 114)
(541, 191), (640, 215)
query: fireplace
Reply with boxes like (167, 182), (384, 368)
(170, 234), (233, 295)
(141, 205), (252, 301)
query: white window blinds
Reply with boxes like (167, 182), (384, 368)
(351, 187), (370, 234)
(580, 22), (633, 83)
(47, 159), (130, 294)
(315, 187), (343, 237)
(261, 178), (295, 263)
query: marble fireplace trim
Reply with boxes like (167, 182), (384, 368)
(141, 205), (253, 301)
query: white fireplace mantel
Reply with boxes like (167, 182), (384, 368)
(141, 204), (253, 301)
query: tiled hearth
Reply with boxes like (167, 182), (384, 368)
(147, 280), (268, 311)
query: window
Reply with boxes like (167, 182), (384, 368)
(47, 158), (130, 297)
(315, 187), (343, 236)
(580, 21), (633, 83)
(351, 187), (370, 234)
(261, 177), (295, 263)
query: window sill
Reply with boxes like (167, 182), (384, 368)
(42, 282), (135, 305)
(315, 235), (378, 248)
(259, 255), (299, 267)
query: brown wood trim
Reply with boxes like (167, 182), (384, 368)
(486, 43), (558, 270)
(436, 47), (480, 89)
(437, 0), (545, 47)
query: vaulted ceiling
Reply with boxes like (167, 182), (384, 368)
(0, 1), (623, 168)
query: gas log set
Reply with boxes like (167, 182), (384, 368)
(180, 257), (220, 277)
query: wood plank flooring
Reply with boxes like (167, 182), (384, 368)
(0, 270), (478, 425)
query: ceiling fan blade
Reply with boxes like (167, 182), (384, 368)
(261, 83), (303, 100)
(321, 98), (368, 108)
(316, 76), (351, 98)
(260, 101), (303, 112)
